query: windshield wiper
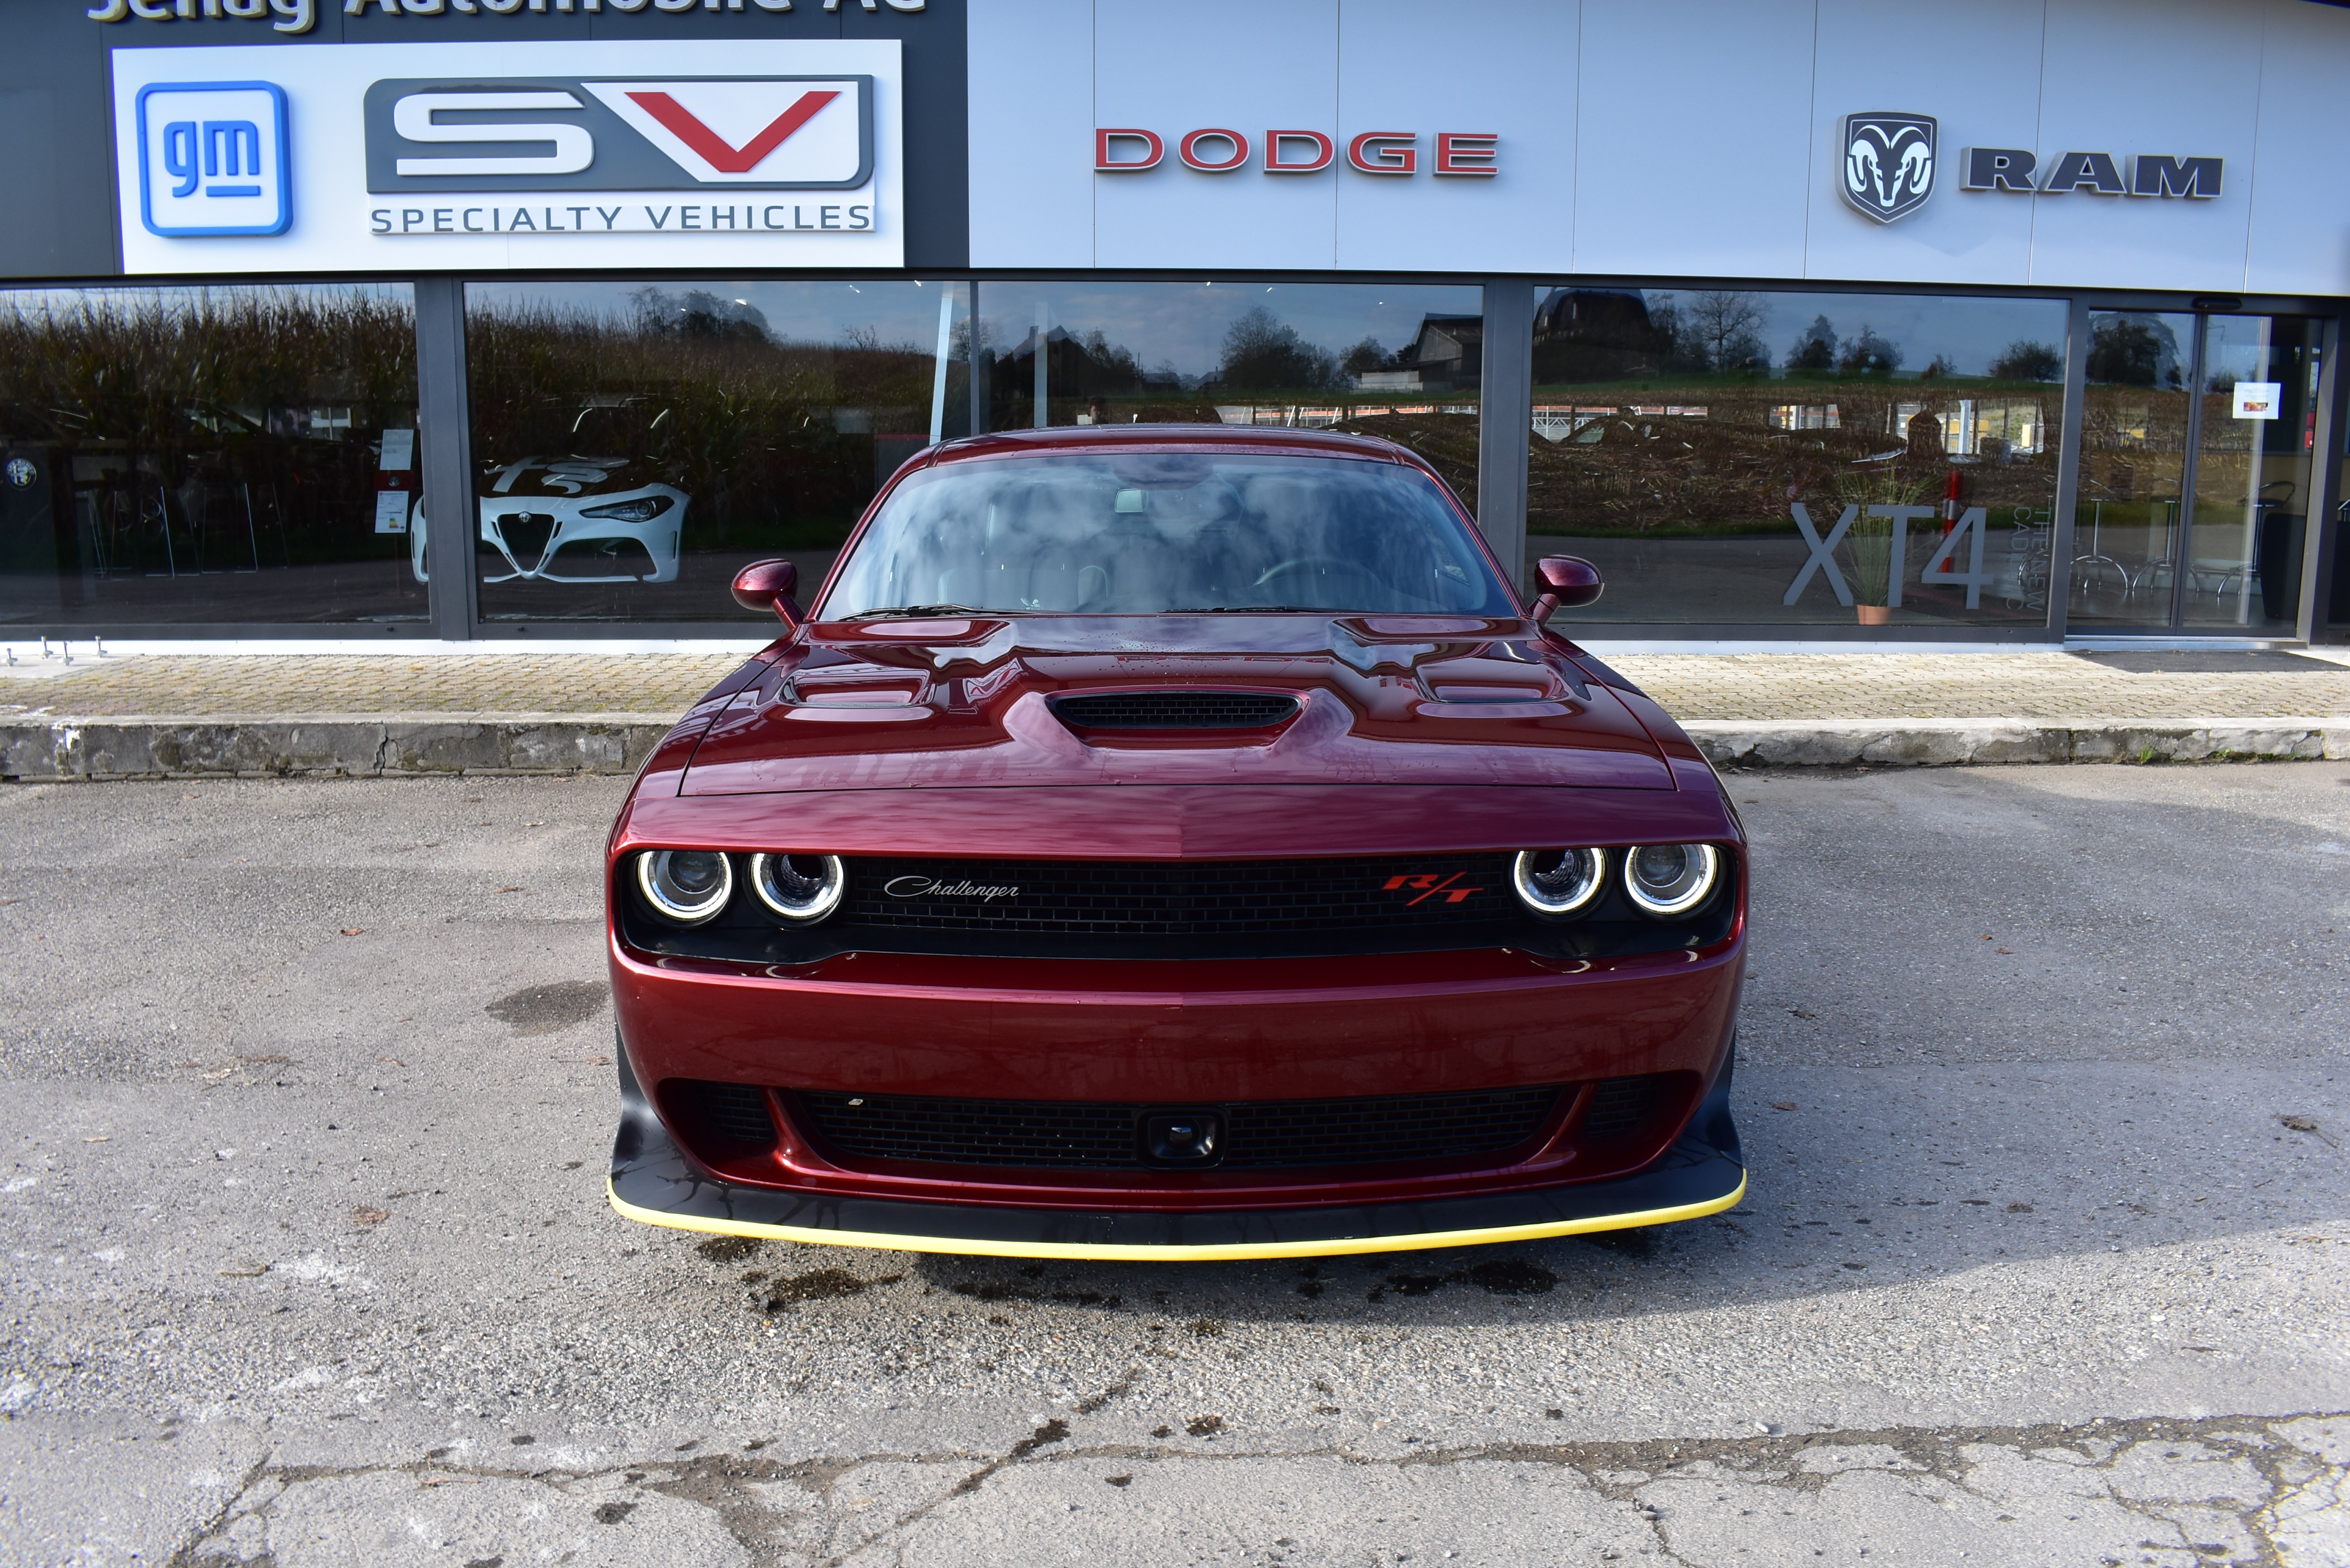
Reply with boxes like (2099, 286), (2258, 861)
(1169, 605), (1328, 614)
(845, 603), (986, 619)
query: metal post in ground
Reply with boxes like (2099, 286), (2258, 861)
(2297, 313), (2345, 642)
(1476, 279), (1534, 594)
(414, 277), (479, 642)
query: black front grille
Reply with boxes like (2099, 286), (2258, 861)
(845, 854), (1511, 937)
(492, 511), (556, 569)
(1052, 691), (1299, 730)
(623, 852), (1737, 966)
(1579, 1073), (1674, 1139)
(664, 1079), (777, 1160)
(794, 1085), (1562, 1171)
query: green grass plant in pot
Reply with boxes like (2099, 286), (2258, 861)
(1833, 469), (1934, 626)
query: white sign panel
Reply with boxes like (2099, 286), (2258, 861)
(2232, 381), (2282, 420)
(111, 40), (902, 273)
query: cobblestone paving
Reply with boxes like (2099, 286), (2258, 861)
(1, 649), (2345, 722)
(1604, 651), (2350, 721)
(0, 653), (747, 718)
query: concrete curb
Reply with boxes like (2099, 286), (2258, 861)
(0, 714), (674, 780)
(1682, 718), (2350, 767)
(1, 713), (2344, 780)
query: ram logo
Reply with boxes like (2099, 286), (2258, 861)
(1840, 111), (1936, 224)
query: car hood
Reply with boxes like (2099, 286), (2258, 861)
(679, 614), (1675, 794)
(480, 455), (667, 501)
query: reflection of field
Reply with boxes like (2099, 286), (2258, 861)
(1528, 531), (2046, 628)
(478, 547), (838, 625)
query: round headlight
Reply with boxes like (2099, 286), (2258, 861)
(1623, 843), (1720, 917)
(1512, 847), (1607, 917)
(750, 852), (846, 924)
(635, 849), (734, 925)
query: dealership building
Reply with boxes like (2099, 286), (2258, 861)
(1, 0), (2346, 647)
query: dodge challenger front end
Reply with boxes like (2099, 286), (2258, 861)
(605, 424), (1746, 1261)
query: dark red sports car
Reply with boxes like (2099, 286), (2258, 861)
(605, 424), (1746, 1261)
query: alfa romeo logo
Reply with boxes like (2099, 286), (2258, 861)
(4, 458), (34, 490)
(1840, 111), (1936, 224)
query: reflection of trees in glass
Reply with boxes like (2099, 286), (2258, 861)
(631, 286), (771, 344)
(0, 287), (414, 452)
(1835, 325), (1903, 377)
(1990, 339), (2063, 381)
(0, 287), (417, 570)
(1215, 305), (1341, 391)
(468, 293), (936, 550)
(2087, 314), (2183, 388)
(1787, 315), (1837, 372)
(1342, 336), (1395, 376)
(1681, 291), (1769, 374)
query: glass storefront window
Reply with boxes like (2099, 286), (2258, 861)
(2075, 312), (2321, 631)
(966, 282), (1482, 514)
(2071, 311), (2195, 626)
(1523, 286), (2068, 628)
(2181, 315), (2320, 632)
(460, 280), (971, 622)
(0, 284), (423, 627)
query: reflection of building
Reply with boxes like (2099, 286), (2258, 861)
(1401, 315), (1484, 391)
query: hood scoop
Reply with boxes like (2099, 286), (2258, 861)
(1050, 690), (1301, 733)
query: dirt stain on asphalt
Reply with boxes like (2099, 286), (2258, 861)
(1363, 1258), (1561, 1302)
(758, 1268), (904, 1312)
(485, 979), (609, 1036)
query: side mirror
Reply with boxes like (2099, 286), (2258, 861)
(731, 558), (803, 630)
(1530, 555), (1603, 624)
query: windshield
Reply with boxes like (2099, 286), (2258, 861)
(815, 452), (1517, 618)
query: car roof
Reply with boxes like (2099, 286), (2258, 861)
(925, 422), (1416, 467)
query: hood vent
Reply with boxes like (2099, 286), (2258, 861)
(1051, 690), (1300, 732)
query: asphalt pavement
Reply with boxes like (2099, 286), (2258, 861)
(1, 764), (2346, 1566)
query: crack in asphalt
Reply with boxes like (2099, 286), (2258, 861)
(168, 1407), (2346, 1568)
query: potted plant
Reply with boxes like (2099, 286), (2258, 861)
(1832, 469), (1932, 625)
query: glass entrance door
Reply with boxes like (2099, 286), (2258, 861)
(2072, 310), (2320, 633)
(2072, 311), (2195, 627)
(2180, 315), (2320, 631)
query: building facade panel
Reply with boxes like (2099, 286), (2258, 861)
(1330, 0), (1576, 276)
(2024, 0), (2265, 293)
(1569, 0), (1817, 280)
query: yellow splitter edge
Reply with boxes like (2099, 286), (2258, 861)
(607, 1172), (1747, 1263)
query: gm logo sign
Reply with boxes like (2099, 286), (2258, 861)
(135, 82), (291, 238)
(362, 76), (873, 192)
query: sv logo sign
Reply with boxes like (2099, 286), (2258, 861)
(362, 76), (873, 192)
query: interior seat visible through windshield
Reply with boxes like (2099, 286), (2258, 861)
(816, 451), (1517, 618)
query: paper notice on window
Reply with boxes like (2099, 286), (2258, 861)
(378, 428), (417, 470)
(374, 491), (411, 534)
(2232, 382), (2282, 420)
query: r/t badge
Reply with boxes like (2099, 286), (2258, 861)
(135, 81), (291, 238)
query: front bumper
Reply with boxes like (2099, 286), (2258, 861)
(605, 1046), (1746, 1262)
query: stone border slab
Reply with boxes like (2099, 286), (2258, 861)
(0, 714), (673, 780)
(1684, 718), (2350, 767)
(3, 714), (2346, 780)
